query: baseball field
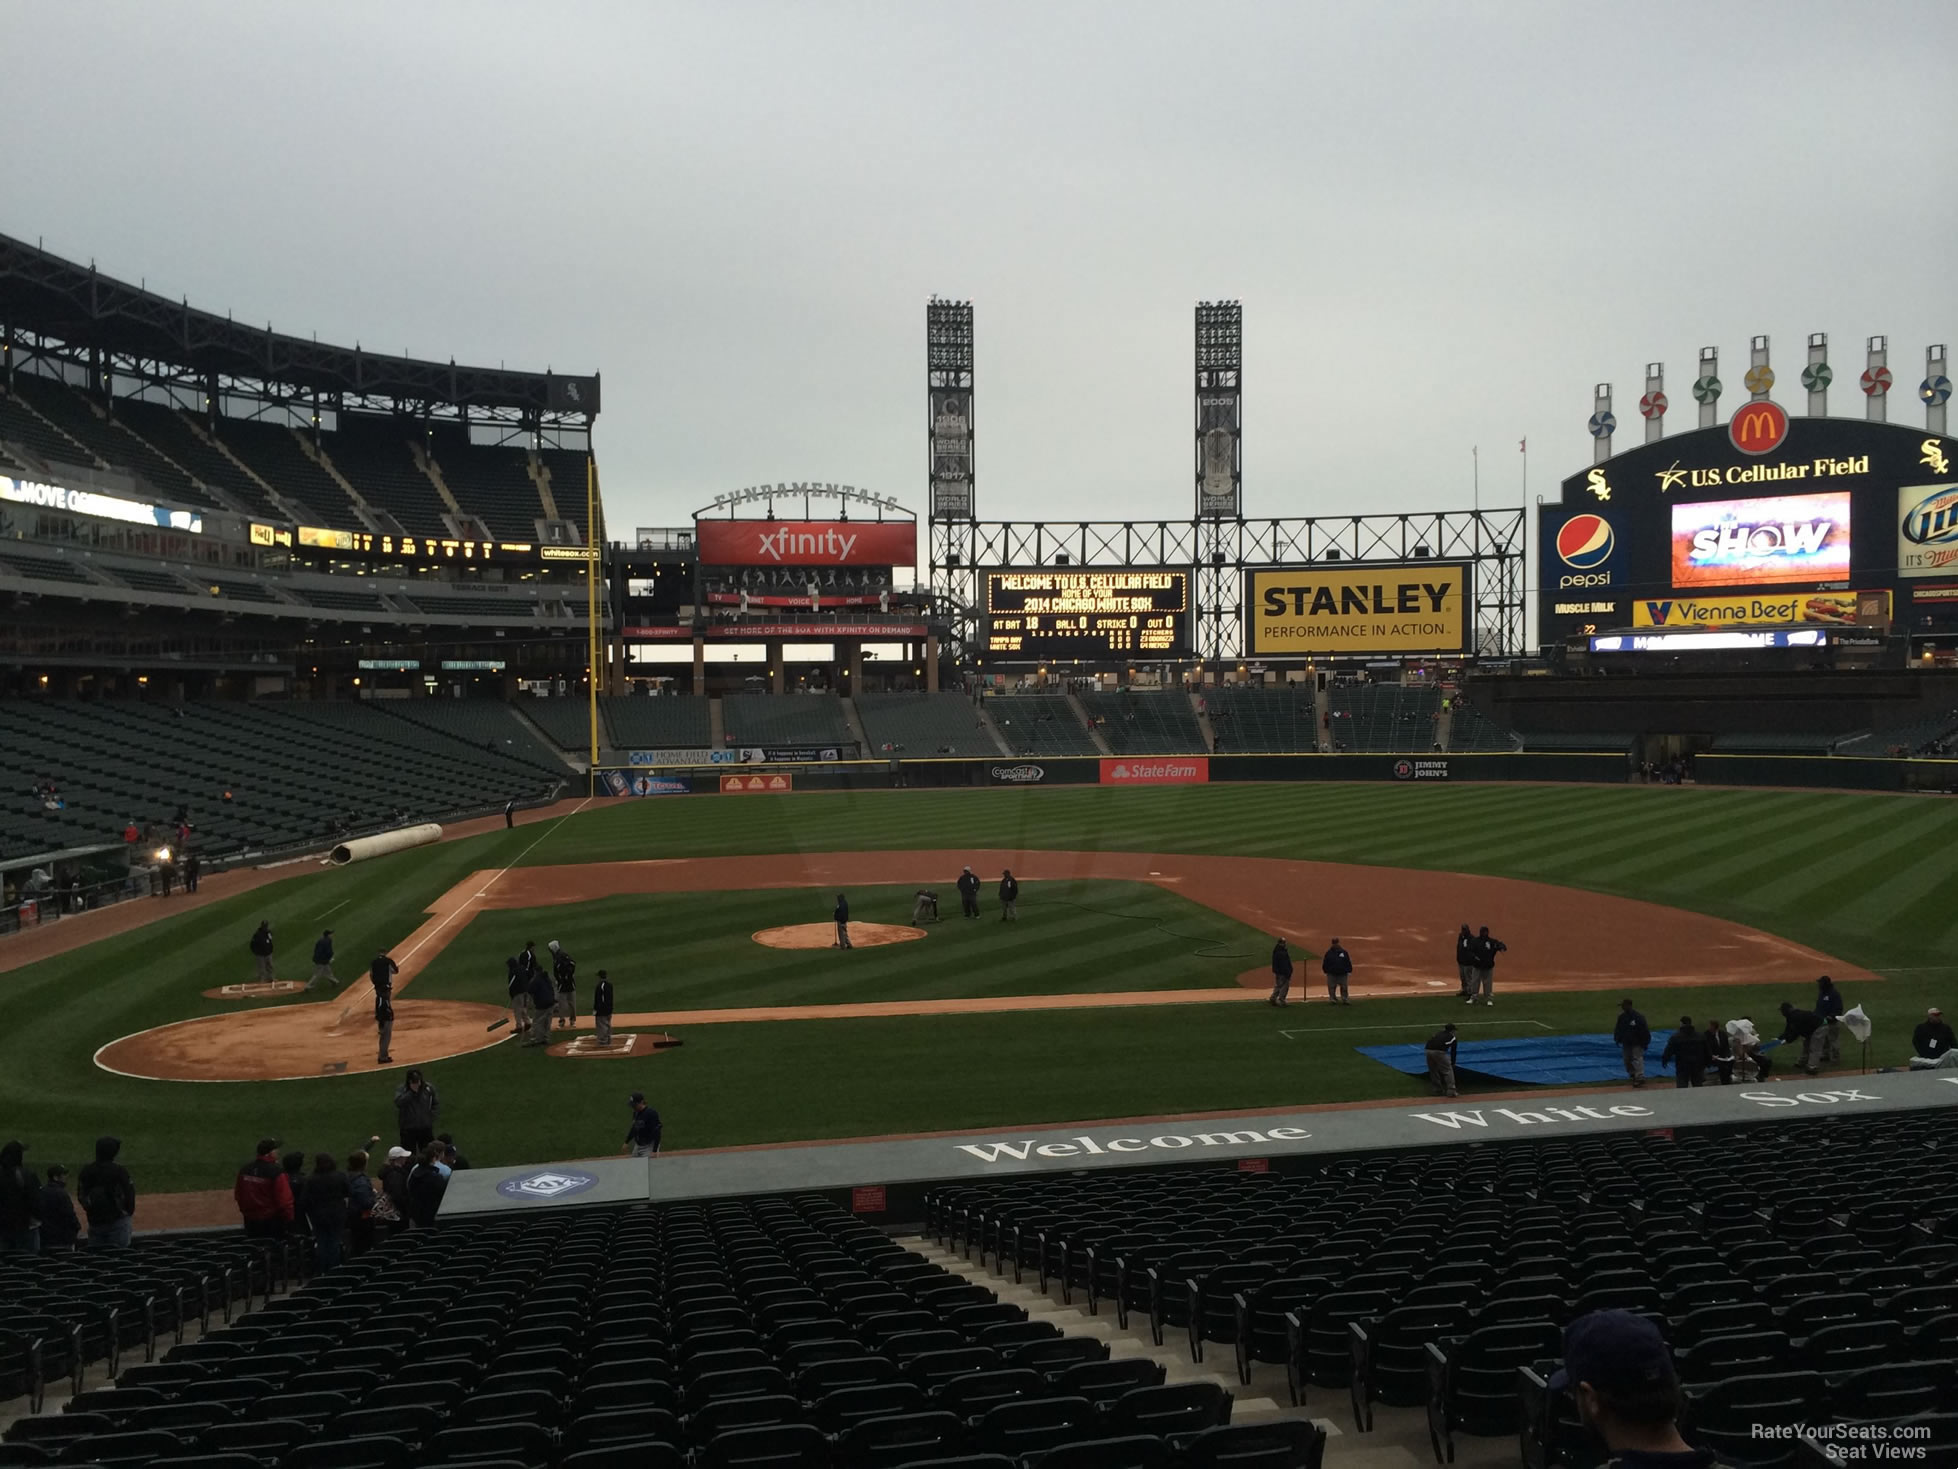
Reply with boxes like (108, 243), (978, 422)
(6, 780), (1957, 1199)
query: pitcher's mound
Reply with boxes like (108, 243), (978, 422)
(202, 980), (307, 1000)
(753, 922), (927, 950)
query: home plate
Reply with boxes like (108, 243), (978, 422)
(203, 980), (307, 1000)
(549, 1032), (682, 1058)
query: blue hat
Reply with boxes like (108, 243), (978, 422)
(1547, 1310), (1676, 1394)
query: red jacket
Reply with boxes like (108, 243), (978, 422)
(234, 1155), (294, 1224)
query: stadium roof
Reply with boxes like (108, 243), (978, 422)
(0, 231), (598, 418)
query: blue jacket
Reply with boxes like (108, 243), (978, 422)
(1321, 945), (1352, 977)
(834, 898), (850, 924)
(1614, 1009), (1650, 1047)
(1815, 986), (1845, 1020)
(312, 935), (333, 965)
(1271, 944), (1293, 979)
(626, 1106), (662, 1150)
(592, 979), (615, 1017)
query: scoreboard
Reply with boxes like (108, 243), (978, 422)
(981, 567), (1192, 659)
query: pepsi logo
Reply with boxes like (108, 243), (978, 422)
(1556, 514), (1616, 569)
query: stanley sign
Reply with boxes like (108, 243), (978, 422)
(1246, 563), (1471, 654)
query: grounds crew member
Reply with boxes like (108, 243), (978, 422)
(1615, 999), (1651, 1088)
(910, 889), (940, 924)
(504, 796), (518, 829)
(77, 1137), (135, 1249)
(1321, 938), (1352, 1004)
(506, 955), (529, 1033)
(308, 929), (337, 990)
(1425, 1022), (1459, 1097)
(1778, 1001), (1824, 1075)
(592, 970), (616, 1048)
(547, 940), (577, 1027)
(1814, 976), (1846, 1066)
(998, 869), (1019, 921)
(249, 920), (275, 984)
(623, 1092), (662, 1157)
(394, 1069), (440, 1153)
(234, 1139), (294, 1240)
(1454, 924), (1476, 998)
(371, 949), (399, 1064)
(833, 893), (852, 949)
(1268, 938), (1294, 1006)
(525, 963), (557, 1047)
(1468, 926), (1506, 1006)
(957, 866), (981, 918)
(1660, 1015), (1707, 1088)
(1911, 1007), (1958, 1069)
(1701, 1017), (1735, 1085)
(515, 939), (539, 986)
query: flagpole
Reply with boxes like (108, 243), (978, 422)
(1473, 446), (1479, 511)
(1521, 437), (1528, 502)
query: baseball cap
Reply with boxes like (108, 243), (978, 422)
(629, 1091), (646, 1104)
(256, 1138), (278, 1156)
(1547, 1310), (1677, 1394)
(1932, 1007), (1944, 1017)
(47, 1163), (67, 1179)
(386, 1146), (412, 1161)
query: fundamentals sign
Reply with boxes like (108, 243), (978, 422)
(1245, 564), (1471, 654)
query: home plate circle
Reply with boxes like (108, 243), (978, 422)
(752, 923), (927, 950)
(202, 980), (308, 1000)
(548, 1032), (681, 1058)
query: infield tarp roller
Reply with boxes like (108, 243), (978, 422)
(326, 822), (442, 866)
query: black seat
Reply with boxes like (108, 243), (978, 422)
(798, 1356), (899, 1400)
(284, 1435), (417, 1469)
(934, 1368), (1043, 1421)
(688, 1394), (805, 1448)
(558, 1445), (687, 1469)
(701, 1423), (829, 1469)
(833, 1410), (964, 1469)
(198, 1417), (311, 1460)
(1101, 1381), (1232, 1438)
(562, 1408), (684, 1453)
(428, 1421), (556, 1466)
(971, 1396), (1097, 1457)
(52, 1428), (184, 1466)
(1035, 1435), (1172, 1469)
(1050, 1358), (1166, 1406)
(815, 1382), (931, 1433)
(1680, 1371), (1827, 1467)
(1180, 1421), (1328, 1469)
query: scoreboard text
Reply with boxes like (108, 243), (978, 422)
(981, 568), (1191, 659)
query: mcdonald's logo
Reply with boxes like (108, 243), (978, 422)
(1728, 399), (1789, 456)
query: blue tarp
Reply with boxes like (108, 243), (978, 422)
(1359, 1032), (1670, 1086)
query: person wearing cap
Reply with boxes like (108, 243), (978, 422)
(957, 866), (981, 919)
(524, 962), (557, 1047)
(1700, 1017), (1734, 1086)
(1614, 999), (1651, 1088)
(1321, 937), (1352, 1005)
(1777, 1001), (1824, 1076)
(548, 940), (577, 1028)
(377, 1146), (413, 1233)
(592, 969), (616, 1048)
(1910, 1007), (1958, 1069)
(1424, 1023), (1459, 1097)
(234, 1138), (295, 1240)
(1268, 938), (1294, 1007)
(998, 869), (1019, 922)
(1468, 926), (1506, 1006)
(1660, 1016), (1707, 1088)
(1549, 1310), (1714, 1469)
(1454, 924), (1476, 999)
(307, 929), (338, 991)
(833, 893), (853, 949)
(249, 920), (275, 985)
(36, 1164), (80, 1252)
(1814, 976), (1846, 1066)
(624, 1093), (662, 1158)
(394, 1069), (440, 1153)
(0, 1141), (39, 1253)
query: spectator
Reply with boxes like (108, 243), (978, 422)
(406, 1143), (449, 1228)
(183, 851), (201, 893)
(122, 819), (140, 844)
(0, 1140), (38, 1253)
(77, 1136), (135, 1248)
(1425, 1023), (1459, 1097)
(1910, 1007), (1958, 1069)
(436, 1133), (471, 1169)
(249, 920), (275, 984)
(233, 1138), (294, 1240)
(1701, 1017), (1734, 1085)
(624, 1092), (662, 1158)
(298, 1153), (351, 1273)
(1778, 1002), (1824, 1076)
(394, 1069), (440, 1153)
(1814, 976), (1845, 1066)
(346, 1149), (377, 1257)
(1614, 999), (1651, 1089)
(36, 1165), (80, 1252)
(1660, 1016), (1706, 1088)
(376, 1146), (412, 1234)
(1548, 1310), (1698, 1465)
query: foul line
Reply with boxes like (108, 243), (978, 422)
(1278, 1020), (1555, 1037)
(313, 899), (350, 921)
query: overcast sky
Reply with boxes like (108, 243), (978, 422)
(3, 0), (1954, 540)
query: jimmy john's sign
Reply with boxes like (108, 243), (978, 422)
(1246, 563), (1471, 654)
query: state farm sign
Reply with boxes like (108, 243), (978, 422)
(696, 519), (916, 567)
(1099, 757), (1209, 785)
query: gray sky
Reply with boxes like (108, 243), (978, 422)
(3, 0), (1954, 539)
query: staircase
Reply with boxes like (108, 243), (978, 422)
(1193, 691), (1218, 753)
(1064, 692), (1114, 756)
(296, 429), (384, 527)
(530, 451), (564, 522)
(708, 696), (726, 749)
(839, 696), (872, 754)
(974, 700), (1014, 756)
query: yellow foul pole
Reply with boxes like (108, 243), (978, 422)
(586, 454), (600, 795)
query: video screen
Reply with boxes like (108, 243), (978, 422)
(1670, 492), (1851, 588)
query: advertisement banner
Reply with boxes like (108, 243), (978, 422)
(1391, 758), (1451, 781)
(627, 748), (722, 766)
(696, 519), (916, 567)
(1244, 564), (1471, 655)
(930, 390), (974, 521)
(1633, 590), (1889, 628)
(1099, 757), (1209, 785)
(1670, 492), (1851, 588)
(1545, 509), (1623, 592)
(982, 568), (1192, 660)
(1899, 482), (1958, 578)
(988, 763), (1047, 785)
(600, 771), (690, 796)
(720, 773), (795, 794)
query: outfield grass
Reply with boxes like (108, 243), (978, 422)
(6, 781), (1956, 1193)
(408, 880), (1274, 1009)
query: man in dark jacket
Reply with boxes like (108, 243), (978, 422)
(833, 894), (852, 949)
(307, 929), (337, 991)
(547, 940), (576, 1027)
(525, 964), (556, 1047)
(1702, 1017), (1735, 1085)
(405, 1144), (449, 1229)
(624, 1092), (662, 1157)
(234, 1139), (294, 1240)
(1614, 1000), (1651, 1088)
(1425, 1023), (1460, 1097)
(249, 920), (275, 984)
(0, 1141), (38, 1253)
(1454, 925), (1476, 998)
(77, 1137), (135, 1248)
(183, 851), (201, 893)
(1911, 1007), (1958, 1068)
(1468, 927), (1507, 1006)
(515, 939), (539, 985)
(1661, 1016), (1707, 1088)
(297, 1154), (351, 1272)
(592, 969), (616, 1048)
(998, 870), (1019, 921)
(36, 1165), (80, 1252)
(1814, 977), (1845, 1066)
(1268, 939), (1294, 1006)
(394, 1070), (440, 1152)
(957, 866), (981, 919)
(1321, 938), (1353, 1005)
(1779, 1002), (1824, 1076)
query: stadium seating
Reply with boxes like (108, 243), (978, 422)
(0, 548), (94, 585)
(318, 416), (452, 537)
(1078, 693), (1205, 755)
(1446, 699), (1516, 753)
(855, 694), (997, 757)
(212, 420), (350, 526)
(110, 401), (287, 522)
(522, 696), (604, 752)
(723, 694), (854, 750)
(1834, 707), (1958, 757)
(427, 425), (549, 541)
(8, 375), (222, 512)
(603, 696), (713, 752)
(1708, 733), (1837, 754)
(986, 697), (1099, 756)
(0, 385), (98, 469)
(536, 449), (592, 540)
(1323, 685), (1441, 754)
(0, 700), (566, 864)
(1205, 688), (1316, 753)
(376, 700), (574, 776)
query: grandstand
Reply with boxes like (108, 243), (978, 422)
(855, 694), (998, 756)
(8, 374), (221, 513)
(1206, 687), (1316, 753)
(110, 400), (288, 523)
(377, 699), (574, 776)
(319, 416), (454, 538)
(1834, 707), (1958, 758)
(1324, 685), (1441, 754)
(0, 701), (564, 864)
(723, 694), (855, 751)
(427, 425), (552, 541)
(522, 697), (603, 753)
(1447, 698), (1518, 753)
(987, 696), (1099, 756)
(1079, 692), (1206, 755)
(603, 695), (715, 752)
(212, 419), (349, 526)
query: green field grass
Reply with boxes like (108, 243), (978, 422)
(6, 781), (1956, 1194)
(408, 880), (1275, 1009)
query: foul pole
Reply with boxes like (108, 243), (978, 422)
(586, 454), (601, 797)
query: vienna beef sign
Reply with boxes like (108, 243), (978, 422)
(1246, 563), (1471, 654)
(696, 519), (916, 567)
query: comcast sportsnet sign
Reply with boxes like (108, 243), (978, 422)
(1099, 757), (1208, 785)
